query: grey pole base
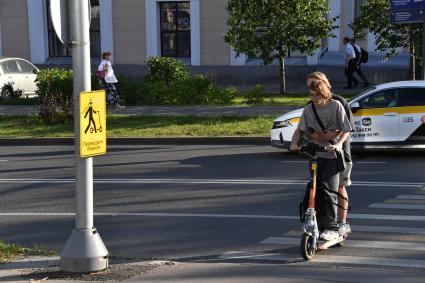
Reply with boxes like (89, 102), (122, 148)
(60, 228), (109, 273)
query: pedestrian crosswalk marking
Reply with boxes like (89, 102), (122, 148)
(369, 203), (425, 210)
(284, 225), (425, 236)
(219, 251), (425, 269)
(260, 237), (425, 251)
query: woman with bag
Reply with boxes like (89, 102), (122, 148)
(97, 51), (125, 110)
(290, 73), (352, 241)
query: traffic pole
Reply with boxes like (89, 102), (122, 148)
(422, 4), (425, 80)
(60, 0), (108, 272)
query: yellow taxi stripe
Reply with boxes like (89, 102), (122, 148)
(354, 106), (425, 116)
(288, 117), (300, 124)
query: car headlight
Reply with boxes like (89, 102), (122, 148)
(272, 119), (293, 129)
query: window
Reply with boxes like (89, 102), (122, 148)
(359, 89), (401, 108)
(46, 0), (101, 57)
(398, 88), (425, 106)
(1, 61), (20, 74)
(160, 2), (191, 58)
(17, 60), (36, 73)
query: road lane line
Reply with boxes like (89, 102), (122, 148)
(369, 203), (425, 210)
(0, 178), (422, 187)
(281, 161), (388, 164)
(0, 160), (8, 162)
(261, 237), (425, 251)
(219, 251), (425, 269)
(396, 195), (425, 200)
(1, 212), (425, 221)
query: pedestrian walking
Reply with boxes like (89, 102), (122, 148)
(97, 51), (125, 110)
(350, 38), (369, 87)
(343, 37), (358, 89)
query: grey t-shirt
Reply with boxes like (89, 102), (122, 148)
(297, 99), (353, 159)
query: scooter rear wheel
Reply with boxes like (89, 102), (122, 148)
(301, 233), (316, 260)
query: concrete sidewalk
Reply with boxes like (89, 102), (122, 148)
(2, 256), (423, 283)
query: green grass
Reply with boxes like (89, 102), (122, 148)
(0, 115), (275, 138)
(232, 92), (358, 106)
(0, 240), (55, 262)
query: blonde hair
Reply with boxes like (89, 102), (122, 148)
(307, 72), (332, 99)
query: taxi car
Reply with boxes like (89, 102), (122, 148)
(0, 57), (39, 99)
(271, 81), (425, 149)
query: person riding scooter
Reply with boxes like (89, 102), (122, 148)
(290, 75), (352, 241)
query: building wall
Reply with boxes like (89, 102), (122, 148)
(0, 0), (30, 59)
(112, 0), (146, 64)
(200, 0), (230, 65)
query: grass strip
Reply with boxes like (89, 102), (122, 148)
(0, 115), (276, 138)
(0, 240), (55, 262)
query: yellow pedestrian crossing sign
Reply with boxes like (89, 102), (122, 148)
(80, 90), (106, 157)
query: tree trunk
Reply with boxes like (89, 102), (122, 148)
(410, 31), (416, 80)
(279, 51), (286, 95)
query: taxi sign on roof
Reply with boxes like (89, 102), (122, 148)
(80, 90), (106, 157)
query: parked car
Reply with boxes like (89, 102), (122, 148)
(271, 81), (425, 149)
(0, 57), (39, 99)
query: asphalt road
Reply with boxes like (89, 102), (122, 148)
(0, 144), (424, 273)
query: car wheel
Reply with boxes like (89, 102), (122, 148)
(1, 86), (13, 100)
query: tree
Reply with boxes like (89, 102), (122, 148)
(224, 0), (335, 94)
(350, 0), (422, 79)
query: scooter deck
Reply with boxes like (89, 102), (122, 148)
(317, 235), (346, 250)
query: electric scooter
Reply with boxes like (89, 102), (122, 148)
(297, 141), (347, 260)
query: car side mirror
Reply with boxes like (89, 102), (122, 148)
(33, 69), (38, 74)
(350, 101), (360, 113)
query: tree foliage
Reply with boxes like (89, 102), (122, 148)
(224, 0), (335, 94)
(351, 0), (422, 61)
(224, 0), (335, 62)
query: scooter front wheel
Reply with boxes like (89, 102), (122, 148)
(301, 233), (316, 260)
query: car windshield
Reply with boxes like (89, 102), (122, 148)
(346, 86), (377, 102)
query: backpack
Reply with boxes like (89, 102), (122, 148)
(350, 43), (360, 63)
(360, 48), (368, 63)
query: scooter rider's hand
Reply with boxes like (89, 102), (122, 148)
(290, 142), (300, 151)
(311, 130), (340, 143)
(325, 143), (342, 153)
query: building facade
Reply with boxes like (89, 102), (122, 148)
(0, 0), (409, 83)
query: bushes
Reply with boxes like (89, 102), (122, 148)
(119, 57), (236, 105)
(145, 56), (189, 83)
(36, 68), (73, 124)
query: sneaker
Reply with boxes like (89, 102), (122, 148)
(338, 222), (352, 236)
(115, 103), (126, 110)
(319, 229), (339, 241)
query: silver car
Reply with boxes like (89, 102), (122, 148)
(0, 57), (39, 99)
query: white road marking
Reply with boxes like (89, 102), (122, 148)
(261, 237), (425, 251)
(0, 178), (422, 187)
(0, 160), (8, 162)
(281, 161), (388, 164)
(0, 212), (425, 221)
(396, 195), (425, 200)
(369, 203), (425, 210)
(350, 213), (425, 221)
(351, 225), (425, 235)
(219, 251), (425, 269)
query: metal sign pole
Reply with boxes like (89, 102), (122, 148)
(423, 4), (425, 80)
(60, 0), (108, 273)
